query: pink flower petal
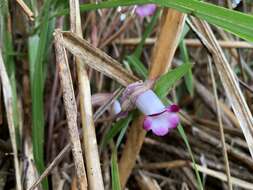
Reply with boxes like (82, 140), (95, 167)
(143, 107), (180, 136)
(135, 4), (156, 17)
(152, 124), (169, 136)
(167, 113), (180, 129)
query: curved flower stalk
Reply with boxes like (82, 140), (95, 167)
(135, 4), (156, 17)
(121, 81), (180, 136)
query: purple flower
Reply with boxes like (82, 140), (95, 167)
(121, 81), (180, 136)
(143, 105), (180, 136)
(135, 4), (156, 17)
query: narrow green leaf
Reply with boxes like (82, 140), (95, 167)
(134, 9), (160, 58)
(101, 113), (133, 149)
(126, 55), (148, 79)
(154, 63), (192, 98)
(54, 0), (253, 42)
(111, 148), (121, 190)
(178, 124), (203, 190)
(116, 116), (132, 149)
(179, 41), (194, 96)
(179, 24), (190, 42)
(29, 0), (53, 189)
(127, 10), (160, 79)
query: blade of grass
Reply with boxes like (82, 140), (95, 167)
(30, 1), (53, 189)
(179, 41), (194, 96)
(177, 125), (203, 190)
(0, 48), (22, 190)
(101, 113), (133, 149)
(111, 148), (121, 190)
(133, 9), (160, 59)
(116, 115), (134, 149)
(61, 0), (253, 42)
(126, 56), (148, 80)
(126, 9), (160, 79)
(154, 63), (192, 99)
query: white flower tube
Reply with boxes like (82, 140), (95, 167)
(135, 90), (165, 115)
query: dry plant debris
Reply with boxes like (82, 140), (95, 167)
(0, 1), (253, 190)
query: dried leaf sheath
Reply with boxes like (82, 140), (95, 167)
(57, 31), (138, 86)
(69, 0), (104, 189)
(54, 31), (87, 189)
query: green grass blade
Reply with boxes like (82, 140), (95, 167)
(101, 113), (133, 149)
(127, 10), (160, 79)
(154, 65), (202, 189)
(30, 0), (53, 189)
(111, 148), (121, 190)
(156, 0), (253, 41)
(179, 41), (194, 96)
(55, 0), (253, 42)
(178, 124), (203, 190)
(179, 24), (190, 42)
(134, 9), (160, 58)
(154, 63), (192, 99)
(126, 55), (148, 79)
(116, 116), (132, 149)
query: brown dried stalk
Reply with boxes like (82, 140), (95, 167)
(29, 144), (71, 190)
(16, 0), (34, 21)
(23, 134), (39, 190)
(208, 56), (232, 190)
(54, 31), (87, 189)
(56, 31), (138, 87)
(189, 18), (253, 158)
(138, 161), (253, 189)
(69, 0), (104, 189)
(99, 16), (133, 48)
(29, 87), (124, 190)
(194, 80), (237, 128)
(135, 171), (161, 190)
(192, 163), (253, 190)
(149, 10), (186, 78)
(30, 24), (137, 189)
(119, 9), (186, 188)
(116, 38), (253, 49)
(0, 49), (22, 190)
(138, 160), (188, 170)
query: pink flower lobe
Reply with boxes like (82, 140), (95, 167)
(135, 4), (156, 17)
